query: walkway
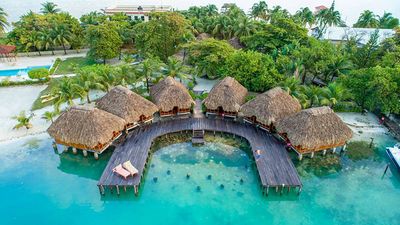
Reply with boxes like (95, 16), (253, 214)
(98, 118), (302, 195)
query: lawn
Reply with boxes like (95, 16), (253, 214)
(54, 57), (96, 75)
(31, 78), (61, 110)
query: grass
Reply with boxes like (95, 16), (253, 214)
(31, 78), (62, 110)
(54, 57), (96, 75)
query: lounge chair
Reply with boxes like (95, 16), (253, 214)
(122, 161), (139, 176)
(112, 164), (130, 179)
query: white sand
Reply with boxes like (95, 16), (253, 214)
(337, 112), (390, 141)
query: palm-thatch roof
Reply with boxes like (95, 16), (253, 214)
(150, 76), (194, 112)
(47, 105), (126, 151)
(96, 86), (158, 123)
(203, 76), (248, 112)
(239, 87), (301, 126)
(228, 37), (244, 49)
(196, 33), (211, 41)
(275, 106), (353, 153)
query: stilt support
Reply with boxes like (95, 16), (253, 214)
(83, 150), (88, 157)
(72, 147), (77, 154)
(116, 185), (120, 195)
(298, 154), (303, 161)
(94, 152), (99, 160)
(322, 149), (327, 156)
(310, 152), (314, 158)
(134, 185), (138, 196)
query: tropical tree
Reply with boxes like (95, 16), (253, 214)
(42, 111), (58, 123)
(234, 17), (256, 38)
(49, 77), (81, 111)
(268, 6), (290, 24)
(162, 57), (190, 82)
(297, 85), (325, 108)
(378, 12), (399, 29)
(320, 82), (351, 108)
(315, 1), (343, 38)
(250, 1), (268, 20)
(40, 2), (60, 14)
(278, 77), (302, 97)
(136, 57), (161, 92)
(51, 24), (71, 54)
(353, 10), (379, 28)
(25, 31), (43, 55)
(40, 30), (55, 55)
(0, 7), (9, 34)
(12, 111), (34, 129)
(324, 56), (353, 82)
(294, 7), (314, 28)
(74, 67), (105, 103)
(112, 63), (137, 86)
(80, 11), (106, 26)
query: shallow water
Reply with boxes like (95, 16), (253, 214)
(0, 133), (399, 225)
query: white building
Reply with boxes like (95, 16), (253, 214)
(310, 27), (395, 46)
(103, 5), (172, 22)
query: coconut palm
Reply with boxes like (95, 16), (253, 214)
(42, 111), (58, 123)
(250, 1), (268, 20)
(320, 82), (351, 107)
(12, 111), (34, 129)
(136, 57), (161, 92)
(205, 5), (218, 17)
(315, 1), (343, 37)
(41, 2), (60, 14)
(112, 64), (137, 87)
(96, 65), (117, 92)
(0, 7), (9, 34)
(163, 57), (190, 83)
(39, 30), (55, 55)
(25, 32), (43, 56)
(295, 7), (314, 28)
(74, 68), (105, 103)
(298, 85), (324, 108)
(51, 24), (71, 54)
(234, 17), (256, 38)
(353, 10), (379, 28)
(50, 78), (81, 111)
(268, 6), (290, 24)
(325, 56), (353, 82)
(279, 77), (302, 98)
(378, 12), (399, 29)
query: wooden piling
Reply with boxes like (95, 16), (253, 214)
(83, 150), (88, 157)
(116, 185), (120, 195)
(72, 147), (77, 155)
(94, 152), (99, 160)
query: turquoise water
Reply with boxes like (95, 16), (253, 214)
(0, 133), (399, 225)
(0, 65), (51, 77)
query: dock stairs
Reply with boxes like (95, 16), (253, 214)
(192, 129), (205, 144)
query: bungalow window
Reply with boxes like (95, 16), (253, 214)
(141, 16), (145, 21)
(134, 16), (138, 20)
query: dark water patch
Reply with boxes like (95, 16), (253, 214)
(295, 154), (342, 178)
(346, 141), (379, 161)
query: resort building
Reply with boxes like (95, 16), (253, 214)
(96, 86), (158, 131)
(239, 87), (301, 131)
(150, 76), (194, 117)
(103, 5), (172, 21)
(203, 77), (247, 118)
(275, 106), (353, 160)
(47, 105), (126, 159)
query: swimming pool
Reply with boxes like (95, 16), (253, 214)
(0, 65), (51, 77)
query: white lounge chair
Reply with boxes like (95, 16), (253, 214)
(122, 161), (139, 176)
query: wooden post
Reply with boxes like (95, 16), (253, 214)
(298, 154), (303, 161)
(72, 147), (77, 155)
(280, 184), (284, 195)
(100, 185), (105, 195)
(134, 185), (138, 196)
(266, 185), (269, 196)
(123, 186), (127, 192)
(322, 149), (327, 156)
(116, 185), (120, 195)
(275, 186), (278, 193)
(63, 146), (69, 153)
(332, 147), (336, 154)
(83, 150), (88, 157)
(298, 186), (302, 195)
(287, 186), (291, 193)
(310, 152), (314, 158)
(94, 152), (99, 160)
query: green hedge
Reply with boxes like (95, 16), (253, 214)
(28, 68), (50, 80)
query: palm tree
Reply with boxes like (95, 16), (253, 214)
(52, 24), (71, 54)
(42, 111), (58, 123)
(234, 17), (256, 38)
(320, 82), (351, 108)
(112, 64), (137, 87)
(268, 6), (290, 24)
(378, 12), (399, 29)
(279, 77), (302, 98)
(0, 7), (9, 34)
(136, 57), (161, 92)
(298, 85), (324, 108)
(41, 2), (60, 14)
(295, 7), (314, 28)
(12, 111), (34, 129)
(353, 10), (379, 28)
(315, 1), (343, 38)
(250, 1), (268, 20)
(25, 32), (43, 56)
(163, 57), (190, 83)
(49, 78), (81, 111)
(39, 30), (55, 55)
(74, 68), (104, 103)
(205, 5), (218, 17)
(96, 65), (116, 92)
(325, 56), (352, 82)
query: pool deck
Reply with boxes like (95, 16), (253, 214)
(98, 118), (302, 196)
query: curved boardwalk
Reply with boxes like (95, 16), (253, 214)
(98, 118), (302, 195)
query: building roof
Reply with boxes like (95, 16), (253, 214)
(312, 27), (395, 45)
(150, 76), (194, 111)
(239, 87), (301, 126)
(47, 105), (126, 151)
(104, 5), (172, 14)
(203, 77), (248, 112)
(96, 86), (158, 124)
(275, 106), (352, 153)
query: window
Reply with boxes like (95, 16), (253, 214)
(134, 16), (138, 20)
(141, 16), (145, 21)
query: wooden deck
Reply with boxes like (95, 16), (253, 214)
(97, 118), (302, 195)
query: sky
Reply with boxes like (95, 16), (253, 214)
(1, 0), (400, 27)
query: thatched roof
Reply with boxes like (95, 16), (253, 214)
(196, 33), (211, 41)
(150, 76), (194, 111)
(228, 37), (244, 49)
(47, 105), (126, 151)
(239, 87), (301, 126)
(203, 76), (248, 112)
(275, 106), (353, 153)
(96, 86), (158, 123)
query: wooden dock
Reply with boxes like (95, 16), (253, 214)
(97, 118), (302, 196)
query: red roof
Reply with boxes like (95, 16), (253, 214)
(315, 5), (328, 11)
(0, 45), (16, 54)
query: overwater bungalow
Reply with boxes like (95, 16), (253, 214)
(150, 76), (194, 117)
(275, 106), (353, 160)
(239, 87), (301, 131)
(96, 86), (158, 130)
(47, 105), (126, 159)
(203, 76), (247, 118)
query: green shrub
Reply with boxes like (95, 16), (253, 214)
(49, 58), (62, 75)
(28, 68), (50, 80)
(188, 81), (195, 90)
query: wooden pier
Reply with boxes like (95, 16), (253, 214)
(97, 118), (302, 196)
